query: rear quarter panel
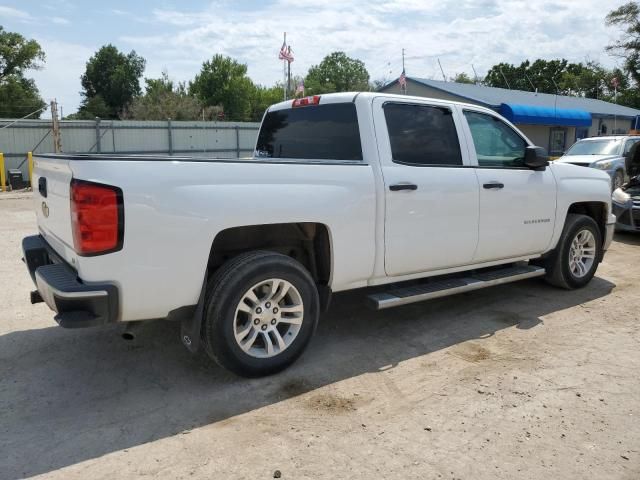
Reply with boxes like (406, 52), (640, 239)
(69, 159), (377, 321)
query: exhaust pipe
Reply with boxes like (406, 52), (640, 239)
(121, 321), (144, 341)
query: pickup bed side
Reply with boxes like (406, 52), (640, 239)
(33, 156), (377, 321)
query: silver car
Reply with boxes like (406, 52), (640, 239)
(555, 135), (640, 191)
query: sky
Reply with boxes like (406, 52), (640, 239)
(0, 0), (629, 117)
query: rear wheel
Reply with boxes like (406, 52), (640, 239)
(202, 251), (319, 377)
(545, 214), (602, 289)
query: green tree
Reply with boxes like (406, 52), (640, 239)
(249, 84), (283, 121)
(127, 71), (220, 120)
(484, 60), (569, 93)
(305, 52), (370, 94)
(606, 2), (640, 84)
(0, 26), (46, 118)
(605, 2), (640, 107)
(189, 54), (255, 121)
(78, 44), (145, 119)
(451, 72), (475, 84)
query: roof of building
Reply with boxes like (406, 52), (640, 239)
(391, 77), (640, 118)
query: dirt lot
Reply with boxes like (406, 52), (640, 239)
(1, 192), (639, 480)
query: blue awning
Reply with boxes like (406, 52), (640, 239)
(499, 103), (592, 127)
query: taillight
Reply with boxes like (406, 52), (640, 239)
(70, 179), (123, 256)
(292, 95), (321, 107)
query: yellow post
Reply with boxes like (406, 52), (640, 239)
(0, 152), (5, 192)
(28, 151), (33, 188)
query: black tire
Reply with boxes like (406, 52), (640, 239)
(202, 250), (319, 377)
(544, 214), (602, 290)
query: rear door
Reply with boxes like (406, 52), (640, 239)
(460, 109), (556, 262)
(372, 97), (480, 277)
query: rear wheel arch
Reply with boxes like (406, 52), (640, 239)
(207, 222), (333, 289)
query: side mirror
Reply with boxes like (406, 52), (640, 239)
(524, 146), (549, 171)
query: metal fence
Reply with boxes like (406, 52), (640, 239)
(0, 118), (261, 179)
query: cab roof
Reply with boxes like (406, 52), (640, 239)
(266, 91), (498, 116)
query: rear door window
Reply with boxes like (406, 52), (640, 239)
(383, 103), (462, 166)
(255, 103), (362, 161)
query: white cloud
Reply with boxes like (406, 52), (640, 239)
(0, 6), (34, 21)
(51, 16), (70, 25)
(118, 0), (627, 90)
(29, 38), (94, 117)
(15, 0), (631, 114)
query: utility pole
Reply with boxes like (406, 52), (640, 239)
(50, 99), (62, 153)
(499, 67), (511, 89)
(471, 64), (479, 84)
(437, 58), (446, 82)
(402, 48), (405, 72)
(524, 73), (536, 92)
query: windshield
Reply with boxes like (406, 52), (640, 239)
(565, 139), (622, 156)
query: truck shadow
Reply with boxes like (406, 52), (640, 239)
(613, 231), (640, 246)
(0, 276), (614, 478)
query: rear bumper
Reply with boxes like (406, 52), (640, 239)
(22, 235), (119, 328)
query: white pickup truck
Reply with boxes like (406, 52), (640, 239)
(23, 92), (615, 377)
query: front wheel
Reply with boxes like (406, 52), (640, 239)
(202, 251), (319, 377)
(545, 214), (602, 289)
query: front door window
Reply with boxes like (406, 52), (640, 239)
(463, 111), (527, 168)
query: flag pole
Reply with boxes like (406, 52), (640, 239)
(287, 52), (292, 98)
(402, 48), (406, 94)
(283, 32), (287, 101)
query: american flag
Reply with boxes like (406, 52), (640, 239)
(295, 80), (305, 95)
(278, 42), (294, 63)
(399, 69), (407, 91)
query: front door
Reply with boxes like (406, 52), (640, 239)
(461, 110), (556, 263)
(373, 98), (480, 277)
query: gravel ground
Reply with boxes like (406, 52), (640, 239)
(1, 192), (639, 480)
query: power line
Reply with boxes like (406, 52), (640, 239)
(0, 105), (48, 129)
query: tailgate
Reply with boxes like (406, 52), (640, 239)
(33, 156), (76, 263)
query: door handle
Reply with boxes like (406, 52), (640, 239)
(38, 177), (47, 197)
(483, 182), (504, 190)
(389, 183), (418, 191)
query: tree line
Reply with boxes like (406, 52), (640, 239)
(2, 2), (640, 120)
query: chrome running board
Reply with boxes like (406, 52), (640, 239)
(367, 265), (545, 310)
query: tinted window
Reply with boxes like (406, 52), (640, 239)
(255, 103), (362, 161)
(383, 103), (462, 166)
(464, 111), (527, 167)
